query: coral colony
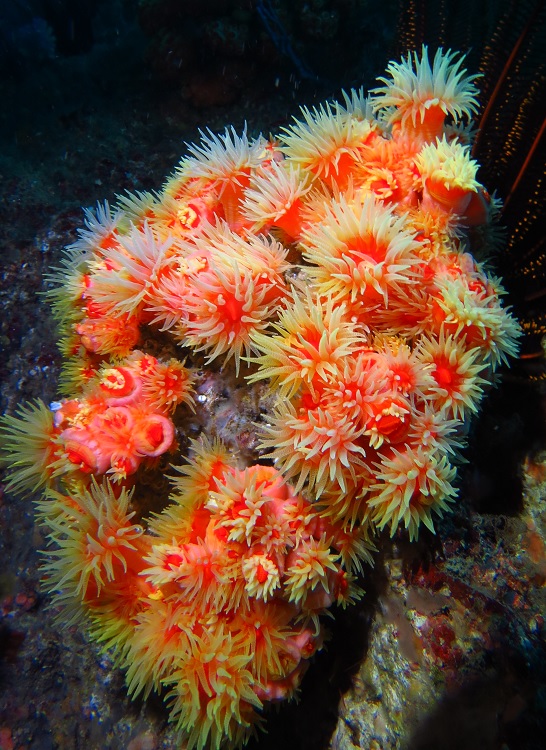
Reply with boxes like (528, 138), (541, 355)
(0, 48), (521, 748)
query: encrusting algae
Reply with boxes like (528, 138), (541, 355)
(0, 46), (521, 749)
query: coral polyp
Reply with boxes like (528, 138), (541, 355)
(248, 290), (365, 399)
(0, 45), (521, 749)
(300, 194), (422, 306)
(370, 45), (481, 140)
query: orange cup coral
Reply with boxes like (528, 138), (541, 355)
(0, 46), (520, 749)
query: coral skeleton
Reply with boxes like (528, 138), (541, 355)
(0, 46), (520, 749)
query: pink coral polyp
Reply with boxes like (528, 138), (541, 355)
(132, 414), (175, 457)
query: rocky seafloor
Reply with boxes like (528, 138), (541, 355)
(1, 6), (546, 750)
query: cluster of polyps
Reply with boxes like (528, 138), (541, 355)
(1, 352), (194, 492)
(0, 47), (520, 748)
(32, 440), (362, 750)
